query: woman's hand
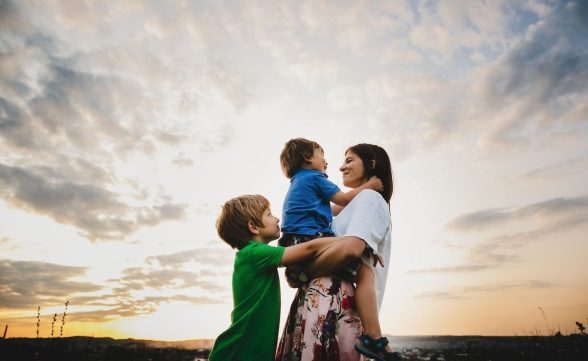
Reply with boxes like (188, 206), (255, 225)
(371, 252), (384, 267)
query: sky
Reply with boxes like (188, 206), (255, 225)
(1, 0), (587, 341)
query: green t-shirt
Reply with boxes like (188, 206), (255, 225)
(209, 241), (285, 361)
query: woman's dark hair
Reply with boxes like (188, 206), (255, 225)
(346, 143), (393, 204)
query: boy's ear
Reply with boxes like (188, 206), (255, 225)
(247, 221), (259, 235)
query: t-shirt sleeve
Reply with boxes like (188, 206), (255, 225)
(313, 173), (340, 201)
(342, 191), (390, 253)
(249, 243), (285, 270)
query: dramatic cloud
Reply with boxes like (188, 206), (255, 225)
(0, 163), (186, 240)
(0, 253), (224, 322)
(0, 259), (101, 309)
(67, 294), (221, 322)
(362, 1), (588, 151)
(474, 0), (588, 147)
(0, 0), (247, 240)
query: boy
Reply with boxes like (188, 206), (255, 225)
(208, 194), (365, 361)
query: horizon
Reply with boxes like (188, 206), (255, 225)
(7, 331), (586, 341)
(1, 0), (587, 340)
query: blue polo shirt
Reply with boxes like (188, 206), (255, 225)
(281, 169), (340, 236)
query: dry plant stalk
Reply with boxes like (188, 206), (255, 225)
(538, 306), (552, 335)
(36, 306), (40, 338)
(51, 313), (57, 338)
(59, 300), (69, 338)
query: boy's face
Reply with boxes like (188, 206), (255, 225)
(306, 147), (328, 173)
(256, 208), (281, 243)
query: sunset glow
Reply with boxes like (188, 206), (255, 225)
(1, 0), (587, 341)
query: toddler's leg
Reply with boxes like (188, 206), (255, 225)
(355, 264), (393, 353)
(303, 236), (366, 279)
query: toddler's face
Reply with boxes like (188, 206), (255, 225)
(307, 147), (328, 173)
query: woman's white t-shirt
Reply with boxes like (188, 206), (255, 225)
(331, 189), (391, 310)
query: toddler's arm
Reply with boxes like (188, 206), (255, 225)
(330, 176), (383, 206)
(279, 235), (363, 267)
(332, 204), (344, 216)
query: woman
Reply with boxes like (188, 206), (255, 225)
(276, 143), (394, 361)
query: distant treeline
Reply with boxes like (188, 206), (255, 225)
(1, 335), (587, 361)
(0, 337), (210, 361)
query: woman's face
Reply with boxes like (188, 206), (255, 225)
(339, 150), (368, 188)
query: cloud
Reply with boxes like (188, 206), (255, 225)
(406, 264), (494, 275)
(473, 0), (588, 147)
(116, 247), (234, 295)
(411, 195), (588, 276)
(54, 249), (231, 321)
(116, 267), (225, 293)
(0, 259), (101, 309)
(0, 252), (226, 322)
(428, 196), (588, 273)
(66, 295), (221, 322)
(409, 0), (509, 58)
(0, 0), (259, 240)
(520, 157), (588, 180)
(414, 280), (554, 299)
(446, 196), (588, 231)
(359, 1), (587, 155)
(468, 215), (587, 264)
(0, 163), (186, 240)
(326, 86), (365, 112)
(147, 247), (233, 269)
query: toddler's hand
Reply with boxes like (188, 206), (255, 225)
(368, 176), (384, 192)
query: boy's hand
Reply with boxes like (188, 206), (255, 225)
(372, 252), (384, 267)
(367, 176), (384, 192)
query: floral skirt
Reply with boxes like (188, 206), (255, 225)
(276, 277), (363, 361)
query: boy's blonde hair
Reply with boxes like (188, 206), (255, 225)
(216, 194), (269, 249)
(280, 138), (322, 178)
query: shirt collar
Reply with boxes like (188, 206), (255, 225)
(292, 168), (328, 178)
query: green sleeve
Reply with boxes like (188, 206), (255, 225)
(249, 243), (285, 270)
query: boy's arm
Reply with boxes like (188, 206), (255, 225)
(302, 236), (367, 278)
(279, 236), (362, 267)
(330, 176), (383, 206)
